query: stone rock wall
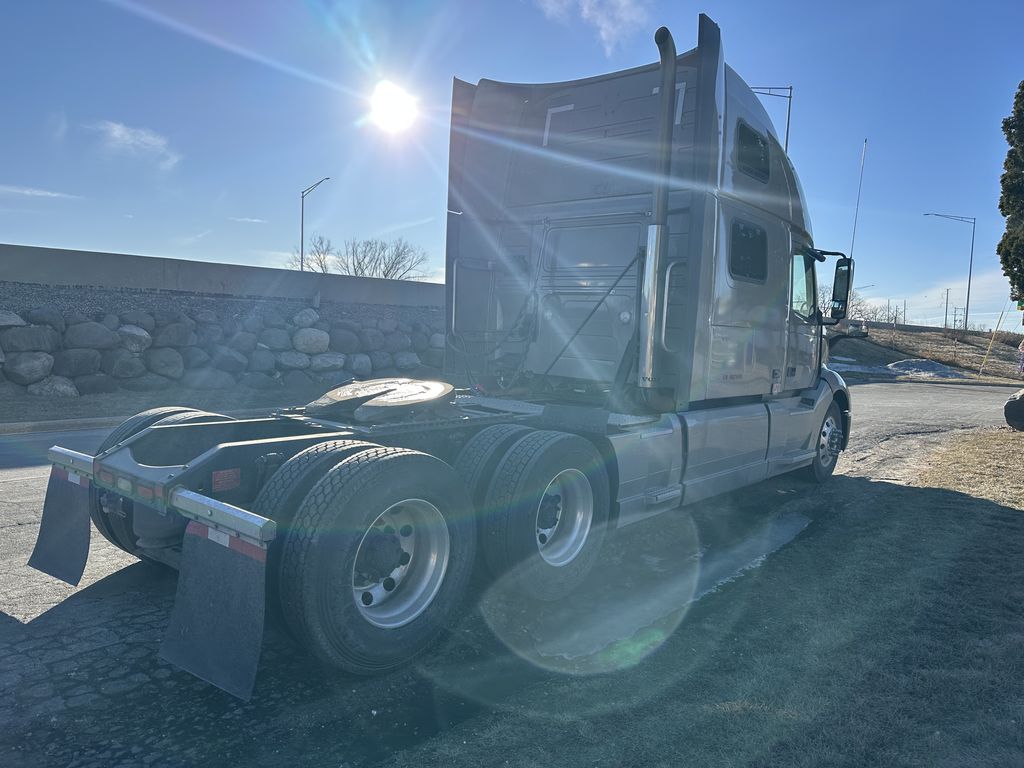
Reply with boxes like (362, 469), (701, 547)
(0, 294), (446, 398)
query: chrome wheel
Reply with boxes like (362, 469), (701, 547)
(535, 468), (594, 567)
(352, 499), (450, 629)
(817, 413), (842, 467)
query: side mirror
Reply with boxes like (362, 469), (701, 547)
(828, 257), (854, 322)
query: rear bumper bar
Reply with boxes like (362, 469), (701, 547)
(47, 446), (276, 545)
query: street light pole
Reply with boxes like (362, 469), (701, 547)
(300, 177), (330, 271)
(924, 213), (976, 330)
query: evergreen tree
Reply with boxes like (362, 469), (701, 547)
(998, 80), (1024, 299)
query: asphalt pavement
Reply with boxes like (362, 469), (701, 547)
(0, 381), (1014, 767)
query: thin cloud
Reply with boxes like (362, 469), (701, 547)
(0, 184), (79, 199)
(89, 120), (181, 170)
(536, 0), (652, 55)
(228, 216), (267, 224)
(178, 229), (211, 246)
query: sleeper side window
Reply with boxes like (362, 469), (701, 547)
(737, 121), (770, 183)
(729, 219), (767, 282)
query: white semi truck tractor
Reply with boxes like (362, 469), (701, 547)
(28, 15), (853, 699)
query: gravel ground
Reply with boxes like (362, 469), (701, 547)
(0, 381), (1019, 767)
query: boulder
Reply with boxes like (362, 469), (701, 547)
(373, 367), (401, 378)
(181, 346), (211, 369)
(332, 319), (362, 335)
(4, 352), (54, 385)
(99, 313), (120, 331)
(182, 368), (236, 390)
(240, 371), (280, 390)
(378, 318), (399, 334)
(362, 319), (379, 330)
(117, 324), (153, 353)
(317, 371), (355, 388)
(64, 311), (90, 325)
(247, 348), (276, 373)
(293, 328), (330, 355)
(0, 310), (26, 328)
(412, 320), (431, 337)
(241, 315), (264, 334)
(262, 309), (287, 329)
(346, 353), (372, 378)
(258, 327), (292, 351)
(152, 322), (195, 348)
(398, 322), (412, 334)
(312, 320), (331, 332)
(102, 349), (146, 378)
(120, 310), (155, 332)
(27, 375), (79, 397)
(282, 369), (313, 388)
(411, 331), (429, 352)
(120, 373), (174, 392)
(429, 333), (445, 350)
(52, 348), (101, 377)
(193, 309), (218, 324)
(393, 351), (421, 371)
(292, 308), (319, 328)
(359, 328), (385, 352)
(369, 350), (393, 370)
(421, 348), (444, 368)
(210, 345), (248, 373)
(196, 323), (224, 346)
(276, 350), (311, 370)
(23, 306), (65, 334)
(144, 347), (185, 379)
(64, 321), (119, 350)
(329, 328), (360, 354)
(153, 309), (191, 327)
(382, 331), (412, 354)
(0, 325), (60, 353)
(228, 331), (258, 354)
(74, 373), (119, 395)
(310, 352), (347, 372)
(1006, 389), (1024, 431)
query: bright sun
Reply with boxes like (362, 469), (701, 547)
(370, 80), (418, 133)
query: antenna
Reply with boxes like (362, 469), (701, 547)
(849, 138), (868, 258)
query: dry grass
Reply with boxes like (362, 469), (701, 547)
(916, 427), (1024, 510)
(866, 328), (1023, 381)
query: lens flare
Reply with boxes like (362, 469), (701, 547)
(370, 80), (417, 133)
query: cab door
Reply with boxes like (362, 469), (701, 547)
(784, 240), (819, 392)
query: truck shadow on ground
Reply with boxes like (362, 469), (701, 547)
(2, 474), (1021, 767)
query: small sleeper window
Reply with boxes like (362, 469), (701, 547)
(729, 220), (767, 282)
(737, 121), (770, 183)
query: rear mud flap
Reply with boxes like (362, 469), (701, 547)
(28, 466), (92, 586)
(159, 521), (267, 701)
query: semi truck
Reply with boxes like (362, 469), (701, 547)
(27, 15), (854, 700)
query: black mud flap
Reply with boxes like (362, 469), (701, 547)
(28, 466), (92, 586)
(159, 521), (267, 701)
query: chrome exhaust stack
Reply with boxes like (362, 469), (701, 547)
(639, 26), (677, 388)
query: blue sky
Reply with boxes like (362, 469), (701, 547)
(2, 0), (1022, 330)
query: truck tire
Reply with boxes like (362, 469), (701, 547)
(481, 430), (610, 601)
(252, 439), (380, 627)
(90, 408), (233, 556)
(453, 424), (532, 510)
(804, 401), (844, 483)
(279, 447), (476, 673)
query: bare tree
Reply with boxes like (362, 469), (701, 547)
(817, 285), (872, 320)
(337, 237), (428, 280)
(286, 234), (336, 273)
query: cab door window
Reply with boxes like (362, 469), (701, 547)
(790, 251), (816, 320)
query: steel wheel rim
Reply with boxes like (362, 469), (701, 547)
(352, 499), (450, 629)
(535, 468), (593, 567)
(818, 414), (839, 467)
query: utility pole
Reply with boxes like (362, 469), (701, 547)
(299, 177), (330, 271)
(903, 299), (907, 327)
(944, 288), (950, 328)
(924, 213), (977, 331)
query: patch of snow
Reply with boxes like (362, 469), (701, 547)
(828, 362), (897, 376)
(830, 355), (856, 362)
(886, 358), (965, 378)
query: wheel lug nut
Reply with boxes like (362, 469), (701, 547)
(399, 551), (411, 566)
(538, 533), (548, 545)
(400, 525), (413, 537)
(383, 577), (396, 592)
(361, 592), (374, 606)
